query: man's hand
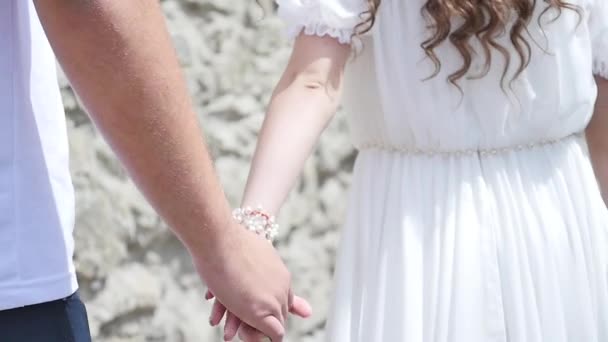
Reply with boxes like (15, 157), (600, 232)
(209, 296), (312, 342)
(204, 263), (312, 342)
(193, 224), (311, 341)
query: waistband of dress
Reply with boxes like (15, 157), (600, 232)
(354, 132), (583, 157)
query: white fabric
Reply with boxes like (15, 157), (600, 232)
(0, 1), (77, 310)
(590, 0), (608, 78)
(276, 0), (368, 44)
(278, 0), (608, 341)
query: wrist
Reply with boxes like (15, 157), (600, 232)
(174, 208), (237, 261)
(232, 205), (279, 241)
(183, 223), (238, 276)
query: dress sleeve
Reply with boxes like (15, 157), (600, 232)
(590, 0), (608, 78)
(276, 0), (369, 44)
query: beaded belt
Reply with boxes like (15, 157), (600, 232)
(355, 132), (583, 157)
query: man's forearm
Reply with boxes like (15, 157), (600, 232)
(587, 76), (608, 205)
(34, 0), (232, 254)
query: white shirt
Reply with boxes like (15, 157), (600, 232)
(0, 1), (77, 310)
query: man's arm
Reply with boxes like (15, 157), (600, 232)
(33, 1), (306, 340)
(587, 76), (608, 205)
(34, 0), (225, 249)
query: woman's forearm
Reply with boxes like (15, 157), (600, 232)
(242, 35), (351, 214)
(587, 76), (608, 205)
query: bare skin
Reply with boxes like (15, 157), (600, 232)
(587, 76), (608, 205)
(33, 1), (310, 340)
(209, 34), (350, 341)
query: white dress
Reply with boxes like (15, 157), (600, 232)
(278, 0), (608, 341)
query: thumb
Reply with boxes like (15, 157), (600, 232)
(289, 295), (312, 318)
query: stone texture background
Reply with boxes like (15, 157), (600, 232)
(60, 0), (356, 341)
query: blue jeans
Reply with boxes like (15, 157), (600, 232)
(0, 291), (91, 342)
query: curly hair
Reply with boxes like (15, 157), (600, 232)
(356, 0), (580, 88)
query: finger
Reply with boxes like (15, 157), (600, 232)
(205, 290), (214, 300)
(238, 324), (267, 342)
(282, 288), (293, 321)
(224, 312), (241, 341)
(288, 288), (294, 310)
(209, 299), (227, 326)
(289, 295), (312, 318)
(254, 315), (285, 342)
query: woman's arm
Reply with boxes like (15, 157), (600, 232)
(241, 34), (351, 213)
(209, 33), (352, 342)
(586, 76), (608, 205)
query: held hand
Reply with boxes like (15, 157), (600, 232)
(190, 222), (309, 342)
(206, 291), (312, 341)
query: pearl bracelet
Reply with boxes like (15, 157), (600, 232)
(232, 206), (279, 241)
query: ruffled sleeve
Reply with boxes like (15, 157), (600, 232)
(276, 0), (369, 44)
(590, 0), (608, 78)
